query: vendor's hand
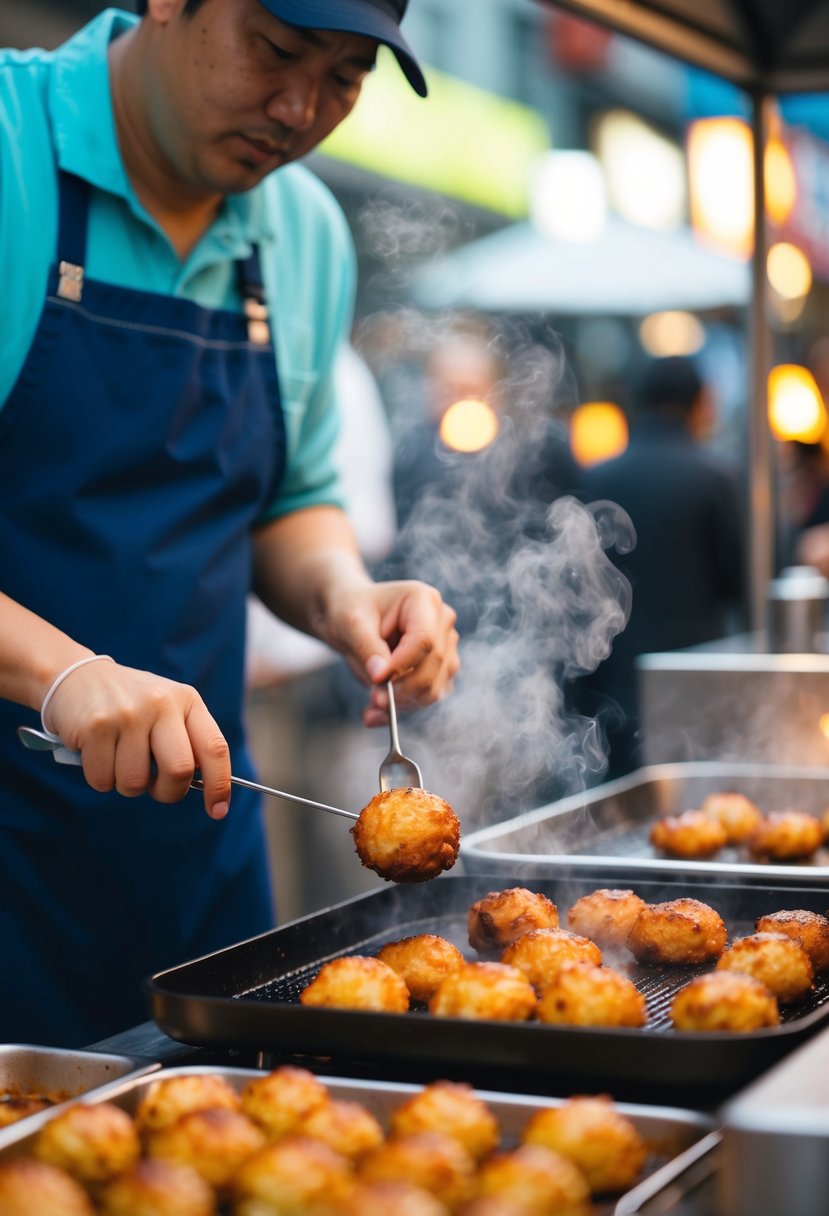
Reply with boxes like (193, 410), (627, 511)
(322, 579), (460, 726)
(44, 660), (231, 818)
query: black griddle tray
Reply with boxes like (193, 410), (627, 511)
(146, 872), (829, 1103)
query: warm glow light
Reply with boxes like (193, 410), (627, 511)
(687, 118), (753, 259)
(439, 397), (500, 453)
(530, 150), (608, 242)
(765, 137), (797, 225)
(767, 242), (813, 300)
(768, 364), (827, 443)
(819, 713), (829, 740)
(570, 402), (629, 467)
(639, 311), (706, 357)
(595, 109), (685, 231)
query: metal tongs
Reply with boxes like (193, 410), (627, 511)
(379, 680), (423, 791)
(16, 725), (358, 821)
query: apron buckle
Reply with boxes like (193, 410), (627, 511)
(244, 297), (270, 346)
(57, 260), (84, 303)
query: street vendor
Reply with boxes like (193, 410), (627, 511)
(0, 0), (459, 1046)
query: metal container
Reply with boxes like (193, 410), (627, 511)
(0, 1045), (157, 1145)
(767, 565), (829, 653)
(0, 1064), (718, 1216)
(460, 761), (829, 882)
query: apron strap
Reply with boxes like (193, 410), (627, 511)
(56, 171), (91, 303)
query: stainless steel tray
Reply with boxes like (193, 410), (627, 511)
(0, 1044), (158, 1145)
(0, 1065), (717, 1216)
(461, 761), (829, 881)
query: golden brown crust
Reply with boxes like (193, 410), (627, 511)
(670, 970), (780, 1031)
(748, 810), (823, 860)
(135, 1073), (242, 1136)
(699, 792), (762, 843)
(566, 889), (647, 951)
(627, 898), (727, 965)
(476, 1144), (591, 1216)
(100, 1159), (217, 1216)
(521, 1095), (647, 1194)
(34, 1101), (141, 1187)
(501, 928), (602, 994)
(300, 955), (411, 1013)
(0, 1159), (96, 1216)
(240, 1066), (330, 1141)
(649, 810), (728, 858)
(428, 962), (537, 1022)
(756, 908), (829, 972)
(377, 935), (466, 1004)
(536, 962), (648, 1028)
(351, 788), (461, 883)
(358, 1131), (477, 1211)
(389, 1081), (500, 1162)
(468, 888), (559, 956)
(716, 932), (814, 1003)
(295, 1099), (384, 1161)
(326, 1179), (449, 1216)
(147, 1108), (265, 1193)
(231, 1134), (354, 1213)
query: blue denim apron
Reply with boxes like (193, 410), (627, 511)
(0, 171), (285, 1046)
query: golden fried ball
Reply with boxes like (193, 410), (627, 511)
(716, 932), (814, 1004)
(351, 788), (460, 883)
(566, 888), (647, 952)
(476, 1144), (590, 1216)
(359, 1131), (476, 1211)
(699, 792), (762, 843)
(34, 1101), (141, 1187)
(231, 1135), (354, 1216)
(468, 888), (559, 957)
(389, 1081), (499, 1162)
(300, 956), (411, 1013)
(135, 1073), (242, 1136)
(325, 1180), (449, 1216)
(756, 908), (829, 972)
(649, 810), (728, 858)
(456, 1201), (526, 1216)
(147, 1108), (265, 1193)
(670, 971), (780, 1031)
(428, 962), (537, 1022)
(295, 1098), (384, 1162)
(0, 1158), (96, 1216)
(377, 935), (466, 1004)
(240, 1066), (329, 1141)
(627, 898), (727, 965)
(100, 1160), (217, 1216)
(536, 962), (648, 1028)
(0, 1096), (53, 1127)
(749, 810), (823, 860)
(521, 1096), (647, 1194)
(501, 928), (602, 994)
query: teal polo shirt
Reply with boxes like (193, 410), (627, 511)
(0, 8), (355, 519)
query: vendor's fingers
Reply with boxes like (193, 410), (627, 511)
(183, 701), (231, 819)
(79, 729), (120, 794)
(146, 717), (198, 806)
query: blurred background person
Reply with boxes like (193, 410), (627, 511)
(578, 354), (746, 777)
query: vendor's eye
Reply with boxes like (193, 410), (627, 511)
(265, 38), (297, 62)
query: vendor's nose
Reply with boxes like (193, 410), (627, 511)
(266, 72), (319, 131)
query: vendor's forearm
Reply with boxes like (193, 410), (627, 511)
(0, 592), (94, 712)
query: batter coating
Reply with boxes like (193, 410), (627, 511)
(352, 788), (461, 883)
(377, 934), (466, 1003)
(468, 888), (559, 957)
(748, 810), (823, 860)
(231, 1134), (354, 1215)
(0, 1159), (96, 1216)
(566, 888), (647, 951)
(34, 1101), (140, 1188)
(240, 1066), (329, 1141)
(295, 1099), (384, 1162)
(147, 1108), (265, 1194)
(300, 956), (411, 1013)
(476, 1143), (590, 1216)
(536, 962), (647, 1028)
(716, 932), (814, 1003)
(101, 1160), (216, 1216)
(501, 928), (602, 994)
(428, 962), (537, 1022)
(521, 1095), (647, 1193)
(755, 908), (829, 972)
(670, 970), (780, 1031)
(627, 898), (727, 965)
(390, 1080), (500, 1162)
(649, 810), (728, 858)
(699, 792), (762, 843)
(135, 1073), (242, 1136)
(358, 1131), (477, 1211)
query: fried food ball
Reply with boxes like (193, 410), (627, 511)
(699, 792), (762, 843)
(456, 1201), (527, 1216)
(521, 1095), (647, 1194)
(756, 908), (829, 972)
(359, 1131), (477, 1211)
(670, 970), (780, 1031)
(428, 962), (537, 1022)
(476, 1144), (590, 1216)
(135, 1072), (242, 1136)
(377, 935), (466, 1004)
(0, 1095), (53, 1127)
(324, 1179), (449, 1216)
(100, 1159), (217, 1216)
(536, 961), (648, 1028)
(501, 928), (602, 993)
(352, 788), (460, 883)
(147, 1107), (265, 1193)
(468, 888), (559, 957)
(627, 898), (727, 965)
(389, 1081), (499, 1162)
(34, 1101), (141, 1187)
(294, 1098), (384, 1161)
(749, 810), (823, 860)
(0, 1158), (96, 1216)
(716, 932), (814, 1003)
(566, 888), (647, 951)
(240, 1066), (329, 1141)
(649, 810), (728, 858)
(299, 956), (411, 1013)
(232, 1134), (354, 1216)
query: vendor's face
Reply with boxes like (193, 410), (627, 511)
(143, 0), (377, 196)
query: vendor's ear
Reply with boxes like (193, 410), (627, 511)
(145, 0), (185, 24)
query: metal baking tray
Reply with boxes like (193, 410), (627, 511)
(0, 1064), (718, 1216)
(146, 873), (829, 1104)
(0, 1044), (158, 1145)
(460, 762), (829, 882)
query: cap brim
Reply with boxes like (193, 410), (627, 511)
(257, 0), (428, 97)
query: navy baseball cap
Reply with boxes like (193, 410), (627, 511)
(258, 0), (427, 97)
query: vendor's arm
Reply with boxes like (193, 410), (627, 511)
(252, 507), (460, 725)
(0, 592), (231, 817)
